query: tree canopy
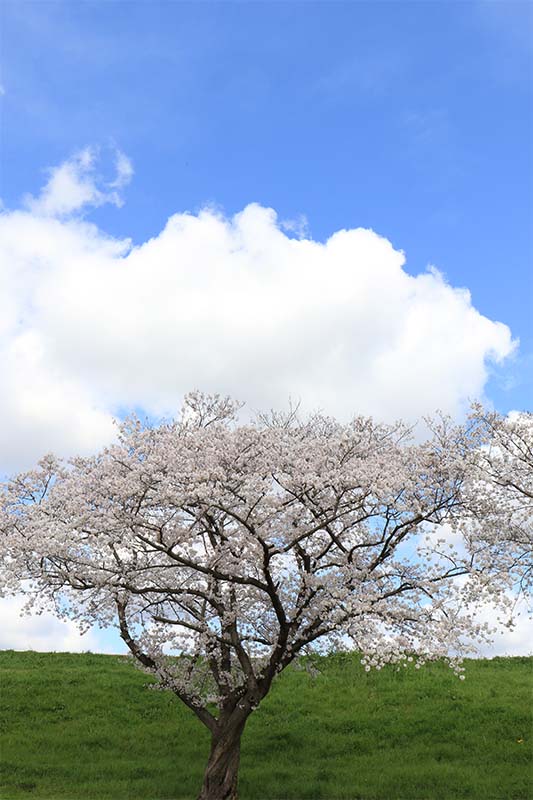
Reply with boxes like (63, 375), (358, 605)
(1, 394), (530, 800)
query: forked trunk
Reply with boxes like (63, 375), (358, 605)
(197, 721), (245, 800)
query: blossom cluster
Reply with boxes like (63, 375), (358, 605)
(0, 393), (528, 723)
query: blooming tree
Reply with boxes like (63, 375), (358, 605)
(467, 406), (533, 599)
(0, 394), (522, 800)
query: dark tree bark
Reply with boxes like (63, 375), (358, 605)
(197, 716), (248, 800)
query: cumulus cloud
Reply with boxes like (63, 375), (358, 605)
(472, 595), (532, 658)
(0, 150), (522, 654)
(23, 146), (133, 217)
(0, 151), (517, 473)
(0, 595), (123, 653)
(0, 328), (115, 471)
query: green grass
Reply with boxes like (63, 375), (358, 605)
(0, 651), (531, 800)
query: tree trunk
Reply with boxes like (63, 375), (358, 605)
(197, 722), (245, 800)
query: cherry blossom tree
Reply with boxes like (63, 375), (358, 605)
(467, 406), (533, 599)
(0, 394), (522, 800)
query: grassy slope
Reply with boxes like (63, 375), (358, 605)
(0, 651), (531, 800)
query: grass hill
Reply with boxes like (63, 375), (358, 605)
(0, 650), (531, 799)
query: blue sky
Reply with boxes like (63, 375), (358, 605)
(0, 0), (531, 654)
(2, 1), (532, 416)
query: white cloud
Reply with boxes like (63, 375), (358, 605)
(0, 328), (115, 470)
(0, 595), (123, 653)
(2, 589), (527, 657)
(467, 595), (532, 658)
(0, 151), (517, 474)
(23, 146), (133, 218)
(111, 149), (135, 188)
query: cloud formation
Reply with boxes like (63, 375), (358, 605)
(470, 595), (532, 658)
(0, 150), (522, 654)
(1, 589), (529, 657)
(0, 595), (121, 653)
(23, 146), (133, 217)
(0, 150), (516, 474)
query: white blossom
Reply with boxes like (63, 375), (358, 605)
(1, 394), (529, 799)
